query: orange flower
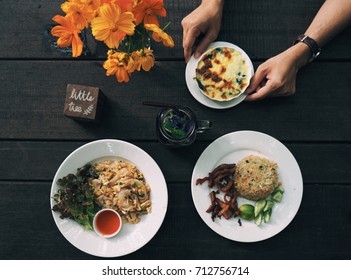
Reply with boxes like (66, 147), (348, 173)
(61, 0), (95, 29)
(144, 23), (174, 47)
(51, 15), (83, 57)
(91, 3), (135, 49)
(133, 48), (155, 71)
(103, 51), (132, 83)
(81, 0), (102, 12)
(133, 0), (166, 26)
(115, 0), (134, 12)
(99, 0), (134, 12)
(130, 51), (141, 71)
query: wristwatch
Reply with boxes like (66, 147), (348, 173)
(293, 34), (321, 62)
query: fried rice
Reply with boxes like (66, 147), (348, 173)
(234, 155), (279, 201)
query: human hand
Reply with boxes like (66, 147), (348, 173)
(181, 0), (224, 62)
(245, 44), (310, 101)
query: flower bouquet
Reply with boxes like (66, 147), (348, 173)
(51, 0), (174, 83)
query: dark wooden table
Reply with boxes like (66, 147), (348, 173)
(1, 0), (350, 260)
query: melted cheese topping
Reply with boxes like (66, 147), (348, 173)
(195, 47), (250, 101)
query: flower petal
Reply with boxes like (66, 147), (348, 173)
(72, 33), (83, 57)
(118, 12), (136, 35)
(51, 25), (67, 37)
(57, 37), (72, 48)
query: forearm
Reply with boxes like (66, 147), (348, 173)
(290, 0), (351, 68)
(304, 0), (351, 47)
(246, 0), (351, 101)
(199, 0), (224, 16)
(201, 0), (224, 6)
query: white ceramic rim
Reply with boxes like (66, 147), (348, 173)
(185, 41), (254, 109)
(50, 139), (168, 257)
(191, 130), (303, 242)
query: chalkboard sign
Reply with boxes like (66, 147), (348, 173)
(63, 84), (105, 122)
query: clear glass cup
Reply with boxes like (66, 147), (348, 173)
(156, 106), (211, 147)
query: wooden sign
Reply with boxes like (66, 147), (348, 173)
(63, 84), (105, 122)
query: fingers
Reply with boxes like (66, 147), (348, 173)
(245, 78), (295, 101)
(245, 83), (274, 101)
(183, 42), (193, 63)
(182, 26), (201, 62)
(194, 32), (216, 59)
(245, 65), (273, 101)
(183, 31), (216, 62)
(182, 3), (222, 62)
(245, 66), (267, 94)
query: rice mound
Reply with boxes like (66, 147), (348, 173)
(234, 155), (279, 201)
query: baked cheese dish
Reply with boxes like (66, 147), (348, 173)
(195, 47), (250, 101)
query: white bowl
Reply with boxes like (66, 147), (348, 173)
(93, 208), (123, 238)
(195, 44), (254, 102)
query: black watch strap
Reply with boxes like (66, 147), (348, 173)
(293, 34), (321, 62)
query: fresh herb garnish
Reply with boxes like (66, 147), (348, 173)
(162, 110), (193, 139)
(195, 78), (206, 91)
(52, 164), (101, 230)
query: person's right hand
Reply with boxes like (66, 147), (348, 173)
(181, 0), (224, 62)
(245, 44), (310, 101)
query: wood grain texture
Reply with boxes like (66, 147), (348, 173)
(1, 0), (350, 60)
(0, 61), (350, 141)
(0, 0), (350, 261)
(0, 141), (350, 184)
(0, 182), (350, 260)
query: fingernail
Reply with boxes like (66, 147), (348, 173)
(194, 52), (201, 59)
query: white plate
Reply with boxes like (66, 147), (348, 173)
(185, 41), (254, 109)
(191, 131), (303, 242)
(50, 139), (168, 257)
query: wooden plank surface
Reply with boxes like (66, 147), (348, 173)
(1, 0), (351, 59)
(1, 141), (351, 184)
(0, 181), (350, 260)
(1, 0), (350, 261)
(0, 61), (350, 141)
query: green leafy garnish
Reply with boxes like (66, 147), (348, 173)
(162, 111), (191, 139)
(52, 165), (101, 230)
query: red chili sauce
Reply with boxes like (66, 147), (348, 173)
(95, 210), (121, 235)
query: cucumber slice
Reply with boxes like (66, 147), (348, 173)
(272, 191), (283, 202)
(254, 199), (266, 217)
(263, 200), (274, 212)
(273, 185), (285, 194)
(263, 209), (272, 223)
(255, 212), (263, 226)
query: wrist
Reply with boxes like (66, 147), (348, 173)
(293, 34), (321, 63)
(287, 43), (311, 69)
(202, 0), (224, 6)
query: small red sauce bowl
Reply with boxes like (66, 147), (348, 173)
(93, 209), (122, 238)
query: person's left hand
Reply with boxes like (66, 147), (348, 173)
(245, 44), (310, 101)
(181, 0), (224, 62)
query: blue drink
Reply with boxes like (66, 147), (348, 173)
(156, 106), (211, 147)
